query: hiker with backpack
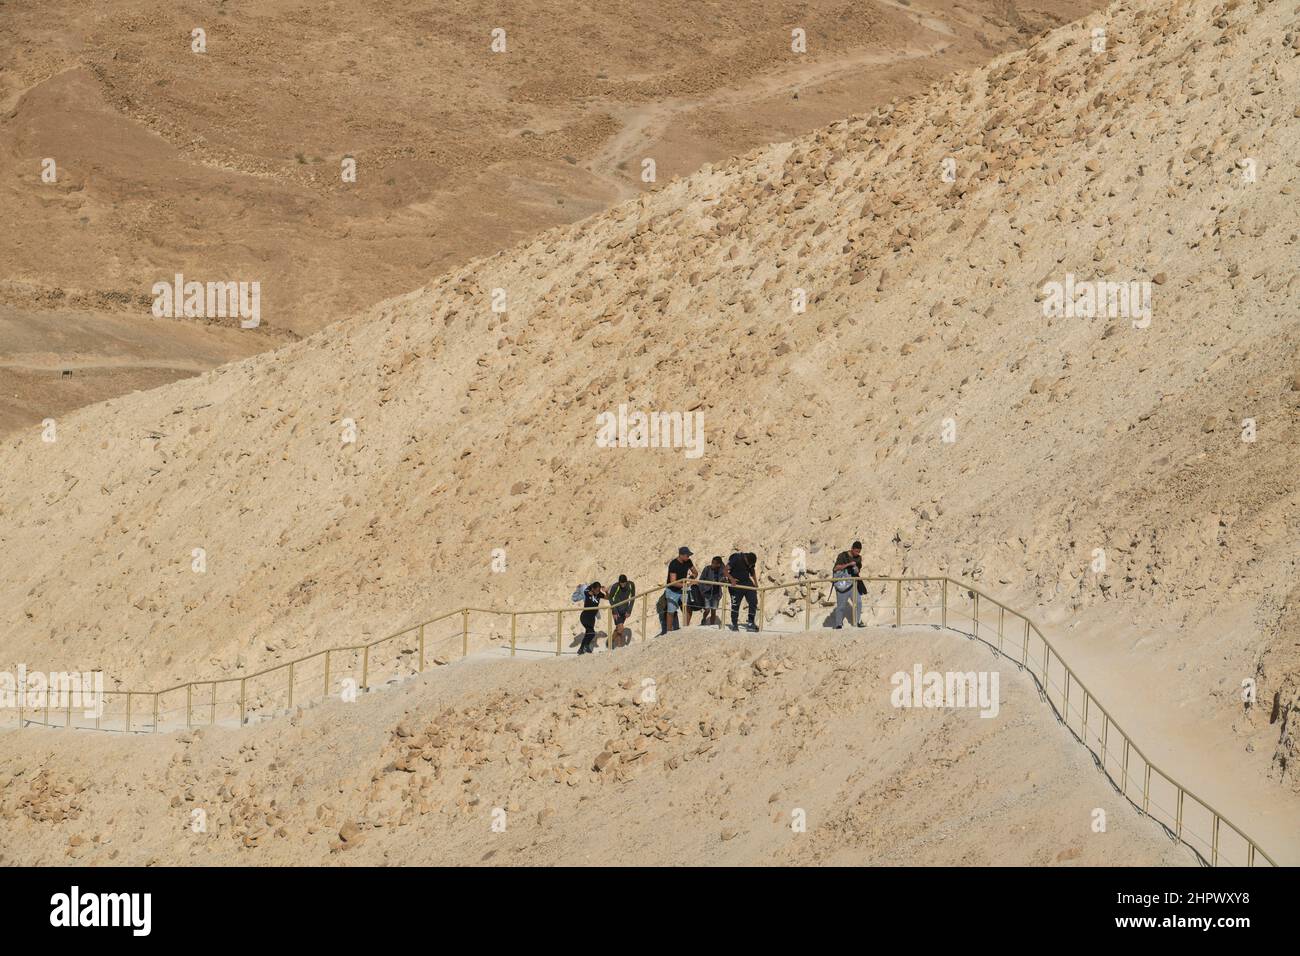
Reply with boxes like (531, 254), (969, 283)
(725, 551), (759, 632)
(664, 546), (696, 631)
(574, 581), (606, 654)
(608, 575), (636, 648)
(698, 556), (726, 626)
(831, 541), (866, 628)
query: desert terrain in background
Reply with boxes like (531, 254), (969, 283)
(1, 0), (1099, 431)
(0, 0), (1296, 866)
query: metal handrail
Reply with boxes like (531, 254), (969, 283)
(7, 573), (1278, 867)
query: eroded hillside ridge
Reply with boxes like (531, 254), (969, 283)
(0, 0), (1296, 789)
(1, 0), (1102, 426)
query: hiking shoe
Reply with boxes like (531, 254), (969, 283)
(744, 623), (759, 632)
(728, 624), (739, 632)
(855, 621), (867, 628)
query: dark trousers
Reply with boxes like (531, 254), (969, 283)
(579, 610), (597, 651)
(730, 586), (757, 626)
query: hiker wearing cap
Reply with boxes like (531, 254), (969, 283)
(608, 574), (636, 648)
(831, 541), (866, 628)
(725, 550), (759, 632)
(577, 581), (605, 655)
(665, 546), (696, 631)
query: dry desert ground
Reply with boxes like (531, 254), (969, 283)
(0, 0), (1296, 869)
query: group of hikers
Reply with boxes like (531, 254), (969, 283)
(570, 541), (870, 655)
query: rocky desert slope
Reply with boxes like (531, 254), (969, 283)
(0, 0), (1296, 860)
(0, 628), (1195, 865)
(1, 0), (1100, 424)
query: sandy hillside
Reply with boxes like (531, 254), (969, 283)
(0, 0), (1296, 863)
(1, 0), (1100, 424)
(0, 627), (1195, 865)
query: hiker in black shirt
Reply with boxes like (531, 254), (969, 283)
(665, 546), (695, 631)
(578, 581), (605, 655)
(726, 551), (759, 632)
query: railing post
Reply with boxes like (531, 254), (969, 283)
(510, 613), (517, 657)
(239, 678), (247, 726)
(641, 594), (648, 641)
(210, 682), (216, 725)
(895, 579), (902, 627)
(997, 605), (1005, 655)
(1142, 764), (1151, 814)
(462, 609), (469, 658)
(1211, 816), (1220, 866)
(973, 591), (980, 638)
(1121, 737), (1130, 794)
(187, 683), (192, 729)
(153, 693), (159, 733)
(125, 693), (131, 734)
(804, 580), (811, 632)
(17, 672), (24, 728)
(362, 645), (370, 691)
(607, 606), (614, 649)
(418, 624), (425, 673)
(1175, 788), (1184, 839)
(1022, 619), (1030, 667)
(66, 690), (73, 729)
(556, 610), (562, 657)
(941, 578), (948, 628)
(758, 586), (764, 632)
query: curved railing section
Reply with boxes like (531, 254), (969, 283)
(4, 574), (1278, 868)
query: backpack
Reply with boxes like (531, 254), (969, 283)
(833, 568), (854, 593)
(687, 584), (705, 609)
(571, 584), (587, 603)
